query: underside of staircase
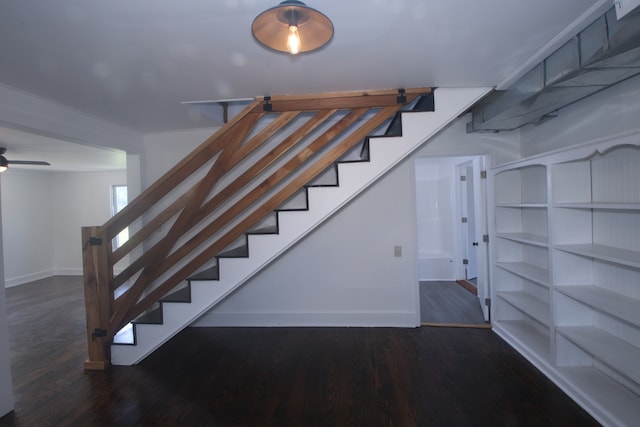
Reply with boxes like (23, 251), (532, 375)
(81, 87), (490, 368)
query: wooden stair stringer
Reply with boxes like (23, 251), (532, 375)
(109, 87), (491, 366)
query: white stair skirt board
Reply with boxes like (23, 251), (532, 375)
(110, 87), (492, 366)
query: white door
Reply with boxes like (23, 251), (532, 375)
(456, 157), (490, 321)
(459, 162), (477, 280)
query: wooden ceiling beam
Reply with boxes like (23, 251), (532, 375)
(252, 87), (432, 113)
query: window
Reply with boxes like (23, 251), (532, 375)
(111, 185), (129, 249)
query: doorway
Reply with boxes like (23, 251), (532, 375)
(414, 155), (490, 326)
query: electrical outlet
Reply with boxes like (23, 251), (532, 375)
(394, 246), (402, 257)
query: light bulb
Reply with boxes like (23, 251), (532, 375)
(287, 25), (301, 54)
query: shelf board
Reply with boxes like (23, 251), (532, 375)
(498, 291), (550, 326)
(556, 285), (640, 328)
(559, 366), (640, 427)
(496, 320), (550, 360)
(554, 244), (640, 269)
(496, 203), (547, 208)
(553, 202), (640, 211)
(496, 262), (549, 287)
(557, 326), (640, 385)
(496, 232), (548, 247)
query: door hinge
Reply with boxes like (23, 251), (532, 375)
(463, 258), (469, 265)
(482, 234), (489, 243)
(460, 175), (467, 181)
(461, 217), (468, 223)
(485, 298), (491, 307)
(480, 170), (487, 179)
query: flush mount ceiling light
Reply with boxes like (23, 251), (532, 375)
(252, 1), (333, 55)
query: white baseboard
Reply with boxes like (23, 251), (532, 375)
(4, 271), (83, 287)
(53, 268), (83, 276)
(4, 270), (56, 287)
(191, 311), (418, 328)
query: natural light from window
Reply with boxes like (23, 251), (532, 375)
(111, 184), (129, 249)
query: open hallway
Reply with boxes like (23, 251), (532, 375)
(1, 276), (598, 426)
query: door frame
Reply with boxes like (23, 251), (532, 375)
(413, 154), (491, 322)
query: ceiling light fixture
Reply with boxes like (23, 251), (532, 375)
(0, 156), (8, 173)
(252, 1), (333, 55)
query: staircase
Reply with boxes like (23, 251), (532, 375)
(82, 87), (490, 368)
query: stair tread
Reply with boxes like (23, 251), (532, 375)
(188, 266), (219, 281)
(413, 93), (435, 111)
(218, 245), (248, 258)
(161, 286), (191, 303)
(247, 225), (279, 235)
(133, 307), (163, 325)
(275, 206), (309, 212)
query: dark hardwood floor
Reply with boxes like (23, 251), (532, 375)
(1, 276), (599, 426)
(420, 280), (488, 325)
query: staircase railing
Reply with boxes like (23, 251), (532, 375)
(81, 88), (432, 369)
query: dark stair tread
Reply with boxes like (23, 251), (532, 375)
(218, 245), (249, 258)
(247, 225), (279, 235)
(384, 112), (403, 136)
(161, 286), (191, 303)
(188, 265), (220, 281)
(413, 93), (435, 111)
(133, 307), (163, 325)
(275, 206), (309, 212)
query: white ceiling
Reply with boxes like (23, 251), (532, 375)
(0, 0), (608, 170)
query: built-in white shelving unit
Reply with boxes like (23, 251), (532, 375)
(491, 137), (640, 427)
(493, 164), (552, 362)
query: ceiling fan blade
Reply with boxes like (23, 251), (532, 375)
(7, 160), (51, 166)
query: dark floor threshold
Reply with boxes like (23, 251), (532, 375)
(456, 279), (477, 296)
(421, 322), (491, 329)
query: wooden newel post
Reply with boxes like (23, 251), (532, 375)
(81, 226), (112, 370)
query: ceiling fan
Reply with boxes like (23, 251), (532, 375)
(0, 147), (50, 172)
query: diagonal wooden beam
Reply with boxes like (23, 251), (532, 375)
(125, 106), (401, 324)
(104, 101), (262, 238)
(110, 113), (262, 335)
(109, 111), (299, 268)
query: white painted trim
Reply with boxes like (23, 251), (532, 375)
(4, 270), (56, 288)
(409, 159), (422, 327)
(0, 83), (143, 154)
(192, 312), (418, 328)
(497, 126), (640, 170)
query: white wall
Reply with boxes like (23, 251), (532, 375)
(51, 170), (127, 276)
(194, 161), (421, 327)
(414, 157), (458, 280)
(192, 113), (520, 326)
(1, 169), (126, 286)
(0, 182), (14, 416)
(1, 171), (54, 285)
(143, 127), (219, 186)
(414, 156), (482, 281)
(519, 73), (640, 157)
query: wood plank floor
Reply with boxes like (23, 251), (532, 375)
(420, 280), (488, 325)
(1, 276), (599, 426)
